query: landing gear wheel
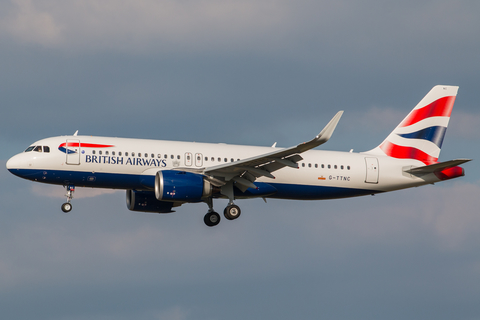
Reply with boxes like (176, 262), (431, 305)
(204, 212), (221, 227)
(224, 205), (241, 220)
(61, 202), (72, 213)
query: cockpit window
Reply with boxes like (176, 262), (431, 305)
(33, 146), (42, 152)
(25, 146), (35, 152)
(43, 146), (50, 153)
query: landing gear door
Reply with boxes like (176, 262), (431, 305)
(365, 157), (379, 184)
(65, 139), (80, 165)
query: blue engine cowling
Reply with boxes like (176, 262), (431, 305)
(126, 190), (175, 213)
(155, 170), (212, 202)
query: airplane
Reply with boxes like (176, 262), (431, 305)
(6, 85), (471, 227)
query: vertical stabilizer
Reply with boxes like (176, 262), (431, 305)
(366, 85), (458, 164)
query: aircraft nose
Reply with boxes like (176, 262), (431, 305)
(6, 153), (28, 171)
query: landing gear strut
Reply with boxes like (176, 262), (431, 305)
(61, 185), (75, 213)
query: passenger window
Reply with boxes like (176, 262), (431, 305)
(198, 156), (202, 161)
(132, 152), (135, 157)
(138, 153), (141, 157)
(105, 151), (109, 155)
(347, 166), (351, 170)
(43, 146), (50, 153)
(230, 158), (234, 162)
(302, 163), (305, 167)
(308, 163), (311, 168)
(218, 157), (221, 162)
(205, 157), (208, 161)
(151, 154), (154, 158)
(158, 154), (161, 158)
(187, 155), (191, 160)
(224, 158), (227, 162)
(119, 152), (122, 156)
(34, 146), (42, 152)
(315, 164), (318, 168)
(145, 153), (148, 157)
(171, 155), (174, 159)
(177, 155), (180, 159)
(92, 150), (96, 155)
(328, 165), (331, 169)
(99, 150), (102, 155)
(112, 151), (115, 156)
(321, 164), (324, 168)
(125, 152), (129, 156)
(164, 154), (167, 159)
(334, 165), (337, 169)
(341, 165), (344, 170)
(25, 146), (35, 152)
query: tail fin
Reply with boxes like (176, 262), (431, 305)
(367, 85), (458, 164)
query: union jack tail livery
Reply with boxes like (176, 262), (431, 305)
(369, 85), (458, 165)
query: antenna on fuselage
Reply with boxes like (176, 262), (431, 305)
(73, 130), (78, 136)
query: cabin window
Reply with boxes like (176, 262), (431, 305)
(198, 156), (202, 161)
(92, 150), (96, 155)
(187, 155), (191, 160)
(151, 154), (154, 158)
(211, 157), (215, 162)
(125, 152), (129, 156)
(347, 166), (351, 170)
(334, 165), (337, 169)
(99, 150), (103, 155)
(205, 157), (208, 161)
(171, 155), (174, 159)
(43, 146), (50, 153)
(231, 158), (234, 162)
(164, 154), (167, 159)
(341, 165), (344, 170)
(224, 158), (227, 162)
(321, 164), (324, 168)
(328, 164), (331, 169)
(315, 164), (318, 168)
(112, 151), (115, 156)
(105, 151), (109, 155)
(308, 163), (311, 168)
(119, 152), (122, 156)
(218, 157), (221, 162)
(177, 155), (180, 160)
(302, 163), (305, 167)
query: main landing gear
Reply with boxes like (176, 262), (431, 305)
(61, 185), (75, 213)
(203, 198), (242, 227)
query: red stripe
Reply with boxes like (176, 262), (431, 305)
(434, 166), (464, 181)
(59, 143), (115, 148)
(400, 96), (456, 127)
(380, 141), (437, 165)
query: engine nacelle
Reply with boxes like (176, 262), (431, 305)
(155, 170), (212, 202)
(126, 190), (174, 213)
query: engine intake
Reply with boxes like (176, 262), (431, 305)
(155, 170), (212, 202)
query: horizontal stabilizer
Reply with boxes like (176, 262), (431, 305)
(404, 158), (471, 174)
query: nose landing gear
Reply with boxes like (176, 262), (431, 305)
(61, 185), (75, 213)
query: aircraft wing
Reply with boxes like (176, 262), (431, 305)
(201, 111), (343, 190)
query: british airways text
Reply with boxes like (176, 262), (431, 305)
(85, 155), (167, 167)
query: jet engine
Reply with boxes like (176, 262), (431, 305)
(126, 189), (175, 213)
(155, 170), (212, 202)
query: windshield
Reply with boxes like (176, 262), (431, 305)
(25, 146), (35, 152)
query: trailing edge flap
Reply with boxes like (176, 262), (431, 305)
(404, 159), (472, 175)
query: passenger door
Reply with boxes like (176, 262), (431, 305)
(65, 139), (80, 165)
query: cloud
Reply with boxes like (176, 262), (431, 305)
(0, 0), (61, 45)
(31, 184), (121, 199)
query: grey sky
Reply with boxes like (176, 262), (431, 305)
(1, 1), (480, 319)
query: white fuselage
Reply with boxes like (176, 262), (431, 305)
(7, 135), (440, 200)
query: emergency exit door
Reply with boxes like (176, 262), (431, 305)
(365, 157), (379, 184)
(65, 139), (80, 165)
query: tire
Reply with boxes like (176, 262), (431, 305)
(61, 202), (72, 213)
(204, 212), (220, 227)
(224, 205), (241, 220)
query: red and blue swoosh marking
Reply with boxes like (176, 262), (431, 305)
(58, 143), (115, 154)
